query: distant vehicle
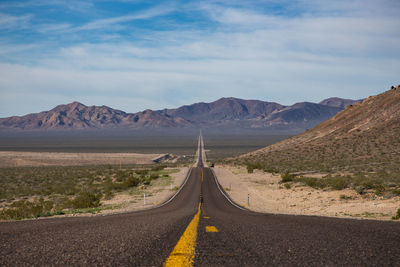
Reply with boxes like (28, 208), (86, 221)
(210, 163), (215, 168)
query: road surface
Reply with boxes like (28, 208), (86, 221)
(1, 135), (399, 266)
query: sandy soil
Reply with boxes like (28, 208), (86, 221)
(215, 165), (400, 221)
(0, 151), (166, 167)
(99, 167), (189, 215)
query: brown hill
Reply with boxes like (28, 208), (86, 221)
(238, 85), (400, 173)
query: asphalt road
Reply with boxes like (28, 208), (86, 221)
(1, 136), (400, 266)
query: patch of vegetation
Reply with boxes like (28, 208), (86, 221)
(281, 171), (295, 183)
(0, 164), (175, 220)
(283, 183), (291, 189)
(279, 171), (400, 197)
(70, 189), (102, 209)
(339, 194), (354, 200)
(392, 207), (400, 220)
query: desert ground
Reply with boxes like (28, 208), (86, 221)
(215, 165), (400, 220)
(0, 151), (169, 167)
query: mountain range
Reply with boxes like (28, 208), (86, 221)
(0, 97), (361, 133)
(238, 85), (400, 172)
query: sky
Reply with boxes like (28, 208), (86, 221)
(0, 0), (399, 117)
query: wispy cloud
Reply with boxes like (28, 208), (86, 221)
(0, 13), (32, 30)
(0, 0), (95, 13)
(74, 5), (176, 31)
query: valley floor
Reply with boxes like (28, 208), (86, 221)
(215, 165), (400, 221)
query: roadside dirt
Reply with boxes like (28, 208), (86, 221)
(215, 165), (400, 221)
(0, 151), (165, 167)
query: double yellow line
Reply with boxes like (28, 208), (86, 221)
(164, 168), (204, 267)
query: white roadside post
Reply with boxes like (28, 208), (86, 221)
(144, 193), (146, 205)
(248, 193), (250, 206)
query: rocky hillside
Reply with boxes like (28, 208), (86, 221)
(238, 86), (400, 172)
(0, 97), (360, 132)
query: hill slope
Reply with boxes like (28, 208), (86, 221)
(238, 86), (400, 173)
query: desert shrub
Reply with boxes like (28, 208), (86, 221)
(284, 183), (291, 189)
(391, 189), (400, 196)
(103, 189), (114, 200)
(246, 162), (263, 173)
(247, 165), (254, 173)
(115, 170), (132, 182)
(330, 175), (350, 190)
(143, 177), (152, 185)
(263, 167), (278, 173)
(355, 186), (366, 195)
(374, 184), (385, 195)
(392, 207), (400, 220)
(71, 190), (102, 209)
(150, 174), (159, 180)
(135, 169), (149, 176)
(296, 177), (323, 189)
(151, 165), (166, 172)
(123, 176), (141, 188)
(281, 171), (295, 183)
(340, 194), (353, 200)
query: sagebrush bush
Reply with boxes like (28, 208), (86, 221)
(281, 171), (295, 183)
(71, 190), (102, 209)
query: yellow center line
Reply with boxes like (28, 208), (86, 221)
(164, 168), (204, 267)
(164, 203), (201, 267)
(205, 226), (218, 232)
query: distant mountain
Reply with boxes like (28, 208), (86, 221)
(237, 85), (400, 172)
(0, 96), (361, 132)
(161, 97), (285, 121)
(160, 97), (349, 131)
(0, 102), (191, 130)
(319, 97), (362, 109)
